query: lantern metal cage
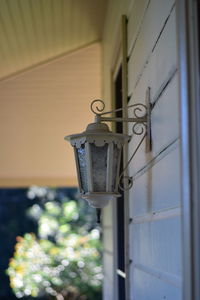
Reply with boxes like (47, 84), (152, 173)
(66, 122), (130, 208)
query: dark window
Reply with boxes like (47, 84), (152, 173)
(114, 66), (126, 300)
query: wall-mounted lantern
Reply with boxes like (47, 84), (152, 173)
(65, 89), (151, 211)
(65, 121), (129, 208)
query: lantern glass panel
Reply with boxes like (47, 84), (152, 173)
(91, 143), (108, 192)
(76, 144), (88, 192)
(111, 145), (121, 191)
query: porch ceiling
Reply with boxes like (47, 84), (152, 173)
(0, 0), (107, 80)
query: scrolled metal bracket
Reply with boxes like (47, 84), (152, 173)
(90, 87), (152, 191)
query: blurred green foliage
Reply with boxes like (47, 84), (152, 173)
(7, 187), (102, 300)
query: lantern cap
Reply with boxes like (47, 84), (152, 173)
(65, 122), (130, 148)
(85, 122), (110, 133)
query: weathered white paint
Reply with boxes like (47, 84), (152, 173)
(128, 6), (177, 103)
(131, 268), (182, 300)
(129, 146), (181, 217)
(127, 7), (179, 175)
(127, 0), (150, 56)
(128, 72), (179, 176)
(130, 216), (182, 276)
(132, 207), (181, 224)
(128, 0), (175, 95)
(151, 74), (179, 155)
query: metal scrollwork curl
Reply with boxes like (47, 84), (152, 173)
(132, 122), (147, 135)
(90, 99), (105, 115)
(117, 132), (147, 192)
(132, 103), (147, 119)
(118, 175), (133, 192)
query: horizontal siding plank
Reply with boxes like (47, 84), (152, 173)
(128, 6), (177, 103)
(130, 216), (182, 276)
(130, 268), (182, 300)
(146, 7), (177, 103)
(132, 207), (181, 224)
(134, 263), (181, 287)
(129, 147), (180, 216)
(128, 0), (175, 96)
(127, 0), (150, 55)
(128, 74), (179, 175)
(151, 72), (179, 155)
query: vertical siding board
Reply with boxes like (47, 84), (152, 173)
(102, 202), (113, 227)
(103, 252), (115, 300)
(102, 200), (116, 300)
(103, 227), (114, 253)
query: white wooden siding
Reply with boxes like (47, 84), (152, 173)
(130, 216), (182, 277)
(127, 0), (182, 299)
(102, 0), (182, 299)
(131, 269), (182, 300)
(128, 72), (179, 175)
(129, 146), (181, 217)
(128, 5), (177, 105)
(127, 0), (150, 56)
(128, 0), (175, 95)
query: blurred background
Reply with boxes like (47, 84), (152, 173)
(0, 0), (108, 299)
(1, 187), (102, 300)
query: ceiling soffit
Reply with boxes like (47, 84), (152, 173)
(0, 0), (107, 80)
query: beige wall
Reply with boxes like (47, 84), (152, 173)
(0, 43), (101, 187)
(102, 0), (132, 105)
